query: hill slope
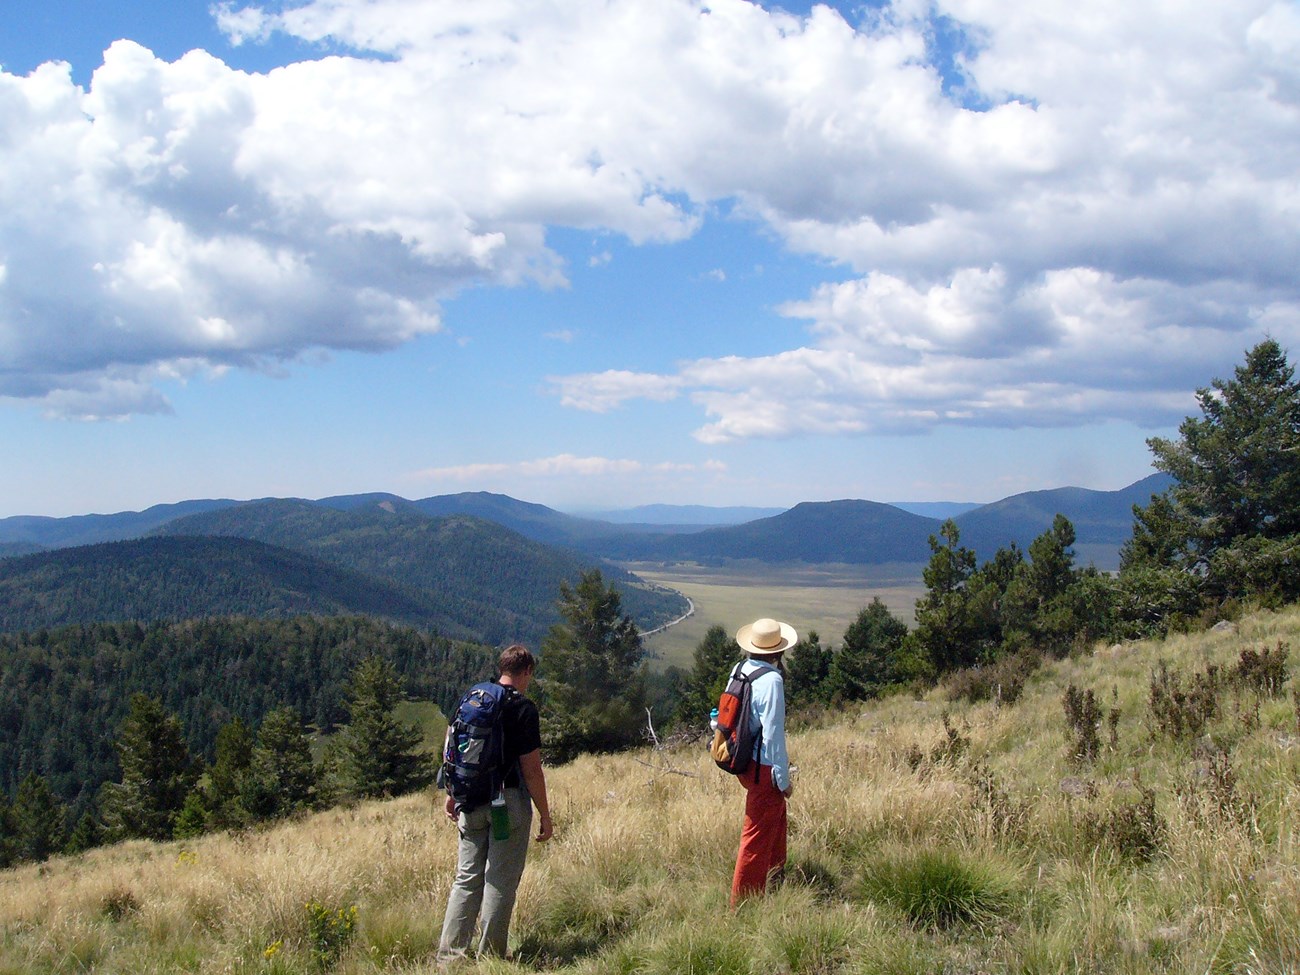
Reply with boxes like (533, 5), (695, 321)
(154, 499), (686, 645)
(587, 475), (1172, 567)
(0, 499), (240, 550)
(0, 536), (473, 636)
(2, 606), (1296, 973)
(953, 472), (1175, 564)
(0, 614), (494, 813)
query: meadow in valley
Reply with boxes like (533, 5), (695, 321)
(634, 561), (926, 670)
(3, 605), (1299, 974)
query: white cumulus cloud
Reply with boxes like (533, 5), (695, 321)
(1, 0), (1296, 434)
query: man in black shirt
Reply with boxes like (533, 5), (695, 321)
(437, 645), (553, 964)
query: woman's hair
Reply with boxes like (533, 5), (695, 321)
(498, 644), (536, 677)
(749, 651), (785, 674)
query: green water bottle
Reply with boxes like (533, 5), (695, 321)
(490, 790), (510, 841)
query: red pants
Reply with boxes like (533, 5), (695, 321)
(731, 764), (787, 906)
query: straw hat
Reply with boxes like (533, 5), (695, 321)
(735, 617), (798, 656)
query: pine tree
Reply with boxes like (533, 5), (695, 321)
(828, 599), (910, 701)
(539, 570), (648, 763)
(675, 625), (740, 730)
(912, 521), (981, 673)
(0, 796), (14, 868)
(785, 630), (833, 708)
(1130, 339), (1300, 604)
(99, 693), (194, 842)
(206, 716), (254, 829)
(241, 706), (318, 818)
(10, 772), (67, 863)
(64, 811), (101, 855)
(339, 657), (432, 799)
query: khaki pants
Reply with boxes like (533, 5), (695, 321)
(437, 787), (533, 962)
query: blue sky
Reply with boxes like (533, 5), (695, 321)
(2, 0), (1298, 518)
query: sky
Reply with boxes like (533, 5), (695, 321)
(1, 0), (1298, 518)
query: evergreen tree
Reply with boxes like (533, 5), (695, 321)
(0, 796), (13, 868)
(828, 599), (910, 701)
(1002, 515), (1084, 656)
(785, 630), (833, 708)
(963, 543), (1024, 656)
(10, 772), (66, 863)
(241, 706), (318, 818)
(64, 811), (101, 855)
(539, 570), (648, 763)
(172, 789), (210, 840)
(206, 716), (254, 829)
(674, 625), (739, 730)
(339, 657), (433, 799)
(912, 521), (981, 673)
(99, 693), (195, 842)
(1130, 339), (1300, 604)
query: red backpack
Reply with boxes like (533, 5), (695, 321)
(710, 661), (772, 781)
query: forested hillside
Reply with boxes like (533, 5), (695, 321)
(0, 615), (495, 817)
(0, 536), (479, 638)
(153, 499), (685, 645)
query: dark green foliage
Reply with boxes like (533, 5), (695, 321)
(828, 599), (910, 701)
(205, 717), (254, 829)
(1125, 339), (1300, 611)
(539, 570), (648, 764)
(338, 658), (433, 799)
(673, 625), (739, 730)
(99, 694), (195, 842)
(9, 772), (66, 863)
(241, 707), (319, 818)
(154, 501), (687, 646)
(0, 536), (465, 637)
(64, 810), (100, 854)
(912, 521), (982, 673)
(785, 630), (833, 709)
(173, 789), (210, 840)
(0, 616), (492, 818)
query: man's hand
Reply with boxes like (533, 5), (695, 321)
(782, 781), (795, 800)
(444, 795), (457, 823)
(535, 815), (554, 842)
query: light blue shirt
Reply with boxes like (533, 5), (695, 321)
(738, 658), (790, 792)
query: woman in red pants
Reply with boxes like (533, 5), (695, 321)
(729, 617), (796, 907)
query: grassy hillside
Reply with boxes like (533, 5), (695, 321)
(3, 606), (1298, 973)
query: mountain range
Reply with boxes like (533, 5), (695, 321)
(0, 474), (1173, 640)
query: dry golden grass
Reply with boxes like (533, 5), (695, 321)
(4, 606), (1300, 973)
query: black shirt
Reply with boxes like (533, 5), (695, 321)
(496, 680), (541, 789)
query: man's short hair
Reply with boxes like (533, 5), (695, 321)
(498, 644), (536, 677)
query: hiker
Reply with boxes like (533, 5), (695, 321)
(437, 645), (553, 964)
(730, 617), (796, 906)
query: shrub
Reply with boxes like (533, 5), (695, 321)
(858, 846), (1019, 930)
(1149, 660), (1220, 740)
(1063, 684), (1102, 764)
(99, 886), (140, 921)
(1229, 641), (1290, 696)
(944, 649), (1042, 707)
(967, 759), (1030, 842)
(304, 899), (358, 970)
(1077, 787), (1166, 863)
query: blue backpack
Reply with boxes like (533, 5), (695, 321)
(440, 681), (516, 813)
